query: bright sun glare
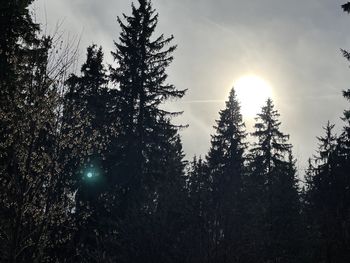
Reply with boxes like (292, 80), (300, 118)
(234, 75), (273, 118)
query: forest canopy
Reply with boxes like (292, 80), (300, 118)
(0, 0), (350, 262)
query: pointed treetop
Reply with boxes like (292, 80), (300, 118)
(314, 121), (337, 165)
(251, 98), (292, 172)
(207, 86), (247, 169)
(66, 44), (107, 96)
(212, 86), (246, 138)
(82, 45), (106, 79)
(225, 87), (241, 112)
(111, 0), (185, 122)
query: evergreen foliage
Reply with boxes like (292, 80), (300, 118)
(247, 98), (302, 263)
(107, 1), (187, 261)
(206, 88), (247, 262)
(1, 0), (350, 262)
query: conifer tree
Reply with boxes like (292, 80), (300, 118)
(108, 1), (186, 261)
(303, 7), (350, 261)
(248, 98), (302, 263)
(64, 44), (110, 195)
(304, 122), (348, 262)
(63, 45), (113, 262)
(206, 88), (247, 262)
(340, 42), (350, 153)
(109, 0), (185, 209)
(0, 0), (39, 97)
(186, 157), (212, 263)
(330, 5), (350, 260)
(144, 119), (188, 262)
(250, 99), (291, 176)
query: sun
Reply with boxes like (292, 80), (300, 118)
(234, 75), (273, 118)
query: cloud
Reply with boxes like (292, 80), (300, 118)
(34, 0), (350, 167)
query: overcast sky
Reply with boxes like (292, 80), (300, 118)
(34, 0), (350, 171)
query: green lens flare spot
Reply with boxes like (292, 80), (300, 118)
(87, 172), (93, 178)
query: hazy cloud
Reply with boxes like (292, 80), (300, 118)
(35, 0), (350, 169)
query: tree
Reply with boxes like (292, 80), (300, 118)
(304, 122), (350, 263)
(0, 0), (39, 98)
(205, 88), (247, 262)
(302, 6), (350, 262)
(63, 45), (113, 262)
(64, 44), (110, 203)
(247, 98), (302, 263)
(0, 1), (82, 261)
(305, 7), (350, 261)
(186, 157), (212, 263)
(108, 0), (187, 261)
(109, 0), (185, 208)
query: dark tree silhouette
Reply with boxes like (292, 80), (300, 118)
(304, 122), (347, 263)
(206, 88), (247, 262)
(0, 1), (78, 262)
(63, 45), (113, 262)
(247, 98), (302, 263)
(107, 0), (187, 262)
(109, 0), (185, 208)
(3, 0), (350, 262)
(186, 157), (212, 263)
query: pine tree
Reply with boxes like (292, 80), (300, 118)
(109, 0), (185, 209)
(186, 157), (212, 263)
(144, 119), (188, 262)
(108, 1), (186, 261)
(250, 99), (291, 177)
(206, 88), (247, 262)
(63, 45), (113, 262)
(64, 44), (110, 197)
(0, 0), (39, 97)
(247, 98), (302, 263)
(328, 6), (350, 261)
(304, 122), (346, 262)
(304, 7), (350, 261)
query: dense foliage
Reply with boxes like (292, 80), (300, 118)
(0, 0), (350, 262)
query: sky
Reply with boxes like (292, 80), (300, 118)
(34, 0), (350, 172)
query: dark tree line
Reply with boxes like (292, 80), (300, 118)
(0, 0), (350, 262)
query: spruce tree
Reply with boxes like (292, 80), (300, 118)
(109, 0), (185, 209)
(108, 1), (186, 261)
(186, 157), (212, 263)
(304, 122), (349, 262)
(331, 5), (350, 261)
(0, 0), (39, 97)
(303, 7), (350, 261)
(206, 88), (247, 262)
(64, 44), (109, 194)
(63, 45), (113, 262)
(248, 98), (302, 263)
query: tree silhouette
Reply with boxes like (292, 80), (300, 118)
(63, 45), (113, 262)
(206, 88), (247, 262)
(0, 1), (78, 261)
(108, 0), (187, 261)
(247, 98), (302, 263)
(2, 0), (350, 261)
